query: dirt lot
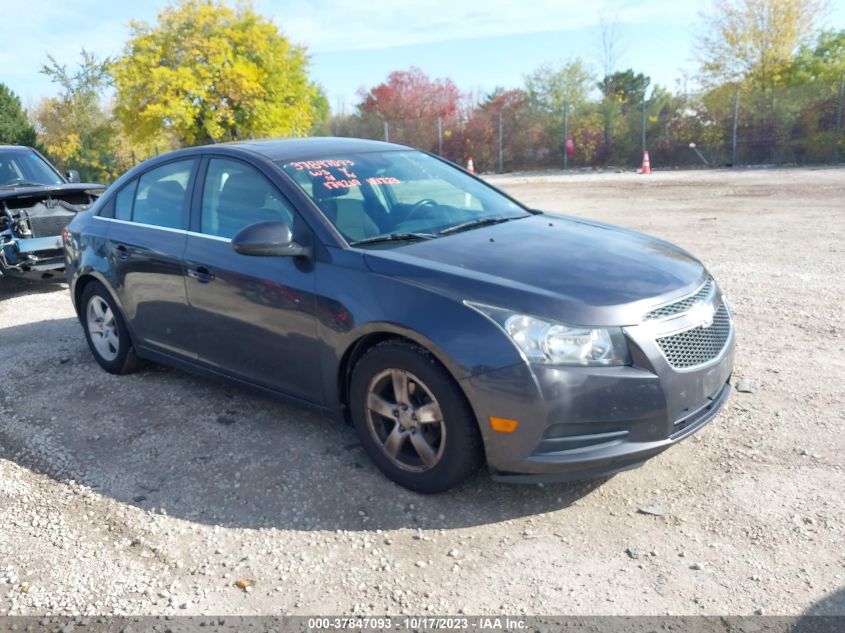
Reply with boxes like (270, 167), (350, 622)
(1, 167), (843, 617)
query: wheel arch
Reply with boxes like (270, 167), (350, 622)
(72, 272), (138, 346)
(335, 326), (469, 424)
(73, 272), (112, 314)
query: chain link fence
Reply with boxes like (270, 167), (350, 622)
(326, 80), (845, 173)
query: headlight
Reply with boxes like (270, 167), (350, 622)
(466, 302), (630, 366)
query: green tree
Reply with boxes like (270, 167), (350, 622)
(33, 50), (119, 181)
(523, 59), (594, 165)
(790, 29), (845, 82)
(310, 85), (331, 135)
(788, 30), (845, 160)
(594, 70), (651, 162)
(698, 0), (830, 91)
(0, 83), (37, 146)
(524, 59), (593, 116)
(600, 70), (651, 110)
(111, 0), (320, 146)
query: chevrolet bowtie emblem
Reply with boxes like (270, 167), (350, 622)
(688, 302), (715, 328)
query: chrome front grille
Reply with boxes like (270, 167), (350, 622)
(645, 277), (714, 321)
(656, 302), (732, 369)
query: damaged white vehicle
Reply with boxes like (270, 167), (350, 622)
(0, 145), (104, 279)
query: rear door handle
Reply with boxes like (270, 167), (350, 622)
(187, 266), (216, 283)
(114, 244), (130, 260)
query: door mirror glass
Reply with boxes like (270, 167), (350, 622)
(65, 169), (81, 183)
(231, 220), (309, 257)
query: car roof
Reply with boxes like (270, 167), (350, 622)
(0, 145), (36, 151)
(185, 137), (412, 162)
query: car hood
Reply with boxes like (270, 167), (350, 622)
(362, 214), (707, 326)
(0, 182), (105, 202)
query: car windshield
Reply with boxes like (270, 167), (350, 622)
(0, 148), (64, 187)
(278, 150), (530, 245)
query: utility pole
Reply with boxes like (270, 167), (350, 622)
(437, 116), (443, 156)
(563, 103), (569, 170)
(731, 88), (740, 166)
(836, 75), (844, 161)
(383, 120), (389, 142)
(641, 92), (647, 155)
(498, 109), (504, 173)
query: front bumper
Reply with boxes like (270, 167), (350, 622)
(0, 235), (65, 276)
(461, 321), (735, 484)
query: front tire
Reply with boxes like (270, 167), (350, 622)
(349, 340), (483, 493)
(80, 281), (142, 375)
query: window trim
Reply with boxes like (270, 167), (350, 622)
(92, 215), (231, 242)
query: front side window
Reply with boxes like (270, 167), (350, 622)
(132, 160), (194, 229)
(278, 150), (527, 244)
(201, 158), (295, 239)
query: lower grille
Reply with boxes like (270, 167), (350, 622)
(28, 215), (72, 238)
(656, 303), (732, 369)
(671, 383), (729, 438)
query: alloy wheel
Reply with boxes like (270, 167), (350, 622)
(365, 368), (447, 472)
(86, 295), (120, 362)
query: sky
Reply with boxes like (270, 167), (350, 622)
(2, 0), (845, 112)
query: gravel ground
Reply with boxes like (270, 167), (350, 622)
(0, 166), (843, 617)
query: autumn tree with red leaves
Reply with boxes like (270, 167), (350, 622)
(357, 67), (461, 151)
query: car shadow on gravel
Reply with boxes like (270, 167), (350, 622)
(0, 316), (607, 532)
(802, 586), (845, 616)
(792, 587), (845, 631)
(0, 276), (67, 299)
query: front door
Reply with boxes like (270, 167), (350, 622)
(184, 157), (322, 403)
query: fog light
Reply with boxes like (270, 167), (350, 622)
(489, 416), (519, 433)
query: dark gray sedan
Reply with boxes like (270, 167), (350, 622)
(64, 138), (734, 493)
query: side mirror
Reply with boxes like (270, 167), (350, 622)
(65, 169), (81, 183)
(231, 220), (310, 258)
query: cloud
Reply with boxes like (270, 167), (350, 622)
(265, 0), (698, 53)
(0, 0), (165, 103)
(0, 0), (700, 102)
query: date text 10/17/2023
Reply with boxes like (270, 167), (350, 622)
(305, 617), (528, 631)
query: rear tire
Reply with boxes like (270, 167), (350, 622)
(80, 281), (142, 375)
(349, 340), (483, 493)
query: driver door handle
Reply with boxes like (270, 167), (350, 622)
(187, 265), (216, 283)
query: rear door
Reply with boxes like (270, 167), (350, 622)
(108, 158), (198, 359)
(183, 156), (322, 402)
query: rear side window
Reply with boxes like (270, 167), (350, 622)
(132, 160), (194, 229)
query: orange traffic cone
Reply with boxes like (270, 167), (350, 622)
(641, 150), (651, 174)
(466, 156), (475, 173)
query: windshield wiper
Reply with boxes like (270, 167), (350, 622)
(350, 232), (436, 246)
(438, 216), (519, 236)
